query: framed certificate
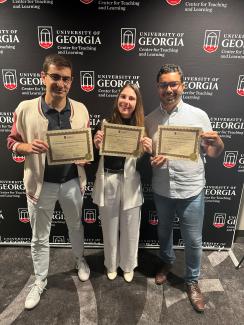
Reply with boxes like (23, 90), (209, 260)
(46, 128), (94, 165)
(100, 121), (144, 158)
(156, 125), (202, 161)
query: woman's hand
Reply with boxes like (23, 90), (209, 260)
(74, 160), (91, 166)
(94, 130), (104, 149)
(141, 137), (152, 154)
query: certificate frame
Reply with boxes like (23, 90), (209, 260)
(46, 128), (94, 165)
(100, 121), (144, 158)
(156, 125), (202, 161)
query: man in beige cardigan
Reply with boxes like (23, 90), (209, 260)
(7, 54), (90, 309)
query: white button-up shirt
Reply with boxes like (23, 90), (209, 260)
(145, 100), (212, 199)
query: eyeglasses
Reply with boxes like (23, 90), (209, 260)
(158, 81), (181, 90)
(46, 73), (73, 84)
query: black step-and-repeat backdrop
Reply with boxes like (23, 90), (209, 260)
(0, 0), (243, 249)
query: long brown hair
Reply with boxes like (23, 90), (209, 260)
(110, 83), (144, 127)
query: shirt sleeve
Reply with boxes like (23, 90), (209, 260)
(7, 112), (23, 152)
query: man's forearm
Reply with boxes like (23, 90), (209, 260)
(15, 142), (32, 155)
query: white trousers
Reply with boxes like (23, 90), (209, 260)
(27, 178), (84, 281)
(99, 173), (141, 273)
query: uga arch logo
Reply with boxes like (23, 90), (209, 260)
(148, 210), (158, 225)
(83, 209), (96, 224)
(2, 69), (17, 90)
(121, 28), (136, 51)
(12, 152), (25, 163)
(223, 151), (238, 168)
(80, 71), (95, 92)
(213, 213), (226, 229)
(53, 236), (65, 243)
(237, 75), (244, 96)
(18, 208), (29, 223)
(38, 26), (53, 49)
(165, 0), (181, 5)
(203, 30), (221, 53)
(80, 0), (93, 3)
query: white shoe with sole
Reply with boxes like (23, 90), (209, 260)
(124, 271), (134, 283)
(107, 271), (117, 280)
(25, 279), (47, 310)
(77, 258), (90, 281)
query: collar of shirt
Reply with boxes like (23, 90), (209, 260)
(41, 95), (71, 114)
(159, 98), (184, 116)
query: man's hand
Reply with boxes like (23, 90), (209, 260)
(16, 140), (49, 155)
(150, 155), (167, 168)
(201, 131), (220, 145)
(201, 131), (224, 158)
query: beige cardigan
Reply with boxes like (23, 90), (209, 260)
(7, 96), (89, 203)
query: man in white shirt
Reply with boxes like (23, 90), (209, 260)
(145, 64), (224, 312)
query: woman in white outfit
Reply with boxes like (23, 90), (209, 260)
(92, 83), (152, 282)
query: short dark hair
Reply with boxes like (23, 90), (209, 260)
(42, 54), (73, 74)
(156, 64), (184, 83)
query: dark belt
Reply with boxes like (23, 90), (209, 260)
(104, 168), (124, 174)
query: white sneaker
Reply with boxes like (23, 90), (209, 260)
(77, 258), (90, 281)
(25, 279), (47, 310)
(124, 271), (134, 283)
(107, 271), (117, 280)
